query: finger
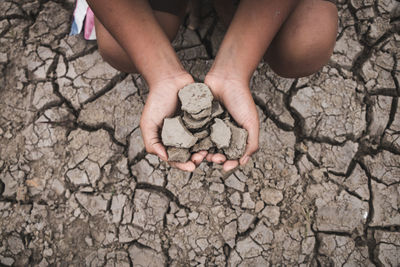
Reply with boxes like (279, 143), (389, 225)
(223, 160), (239, 172)
(206, 153), (214, 162)
(211, 153), (226, 164)
(169, 161), (196, 172)
(240, 122), (259, 166)
(153, 143), (168, 162)
(191, 150), (208, 166)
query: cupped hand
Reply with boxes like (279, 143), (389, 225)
(204, 73), (259, 172)
(140, 73), (206, 172)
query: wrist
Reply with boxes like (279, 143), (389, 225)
(208, 59), (252, 84)
(148, 71), (194, 93)
(145, 63), (191, 86)
(204, 71), (250, 99)
(205, 70), (248, 85)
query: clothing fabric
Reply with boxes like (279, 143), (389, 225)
(70, 0), (96, 40)
(70, 0), (187, 40)
(150, 0), (188, 14)
(70, 0), (336, 40)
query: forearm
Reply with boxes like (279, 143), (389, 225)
(87, 0), (186, 87)
(210, 0), (298, 82)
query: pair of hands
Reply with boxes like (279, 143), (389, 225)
(140, 72), (259, 172)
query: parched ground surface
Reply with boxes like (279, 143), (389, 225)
(1, 0), (400, 266)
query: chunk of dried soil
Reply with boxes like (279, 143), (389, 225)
(223, 121), (248, 159)
(191, 137), (213, 152)
(167, 147), (191, 162)
(178, 83), (214, 114)
(161, 117), (198, 148)
(182, 112), (212, 130)
(211, 119), (232, 149)
(161, 83), (248, 162)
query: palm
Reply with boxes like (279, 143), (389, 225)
(140, 74), (199, 171)
(205, 76), (259, 170)
(218, 84), (258, 132)
(143, 86), (179, 130)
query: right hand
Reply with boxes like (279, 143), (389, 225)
(140, 72), (208, 172)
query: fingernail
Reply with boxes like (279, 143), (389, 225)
(225, 165), (235, 172)
(199, 150), (208, 156)
(186, 165), (195, 172)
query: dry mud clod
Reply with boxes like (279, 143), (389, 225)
(223, 121), (248, 159)
(161, 117), (198, 148)
(167, 147), (191, 162)
(162, 83), (248, 161)
(210, 118), (231, 149)
(178, 83), (214, 114)
(182, 112), (212, 130)
(191, 136), (213, 152)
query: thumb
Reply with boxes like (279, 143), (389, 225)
(152, 143), (168, 162)
(140, 120), (168, 162)
(240, 120), (259, 165)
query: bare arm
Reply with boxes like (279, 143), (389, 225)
(88, 0), (200, 171)
(206, 0), (299, 170)
(211, 0), (298, 81)
(86, 0), (187, 85)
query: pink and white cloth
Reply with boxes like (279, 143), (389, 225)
(70, 0), (96, 40)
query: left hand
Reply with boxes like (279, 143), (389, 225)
(204, 72), (260, 171)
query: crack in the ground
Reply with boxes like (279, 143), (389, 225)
(326, 173), (367, 202)
(311, 226), (323, 266)
(66, 44), (98, 62)
(198, 15), (218, 59)
(135, 182), (190, 211)
(358, 157), (399, 187)
(385, 89), (400, 132)
(50, 61), (80, 118)
(353, 159), (386, 266)
(252, 93), (294, 132)
(75, 121), (126, 149)
(81, 72), (128, 105)
(282, 80), (357, 147)
(350, 31), (395, 85)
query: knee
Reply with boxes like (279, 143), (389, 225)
(97, 34), (137, 73)
(271, 35), (336, 78)
(267, 4), (338, 78)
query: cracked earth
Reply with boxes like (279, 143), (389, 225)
(0, 0), (400, 266)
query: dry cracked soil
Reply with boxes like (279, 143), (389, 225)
(0, 0), (400, 266)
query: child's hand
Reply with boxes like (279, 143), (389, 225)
(205, 73), (259, 171)
(140, 73), (207, 172)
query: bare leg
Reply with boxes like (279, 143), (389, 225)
(265, 0), (338, 78)
(95, 8), (187, 73)
(212, 0), (338, 78)
(204, 0), (337, 170)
